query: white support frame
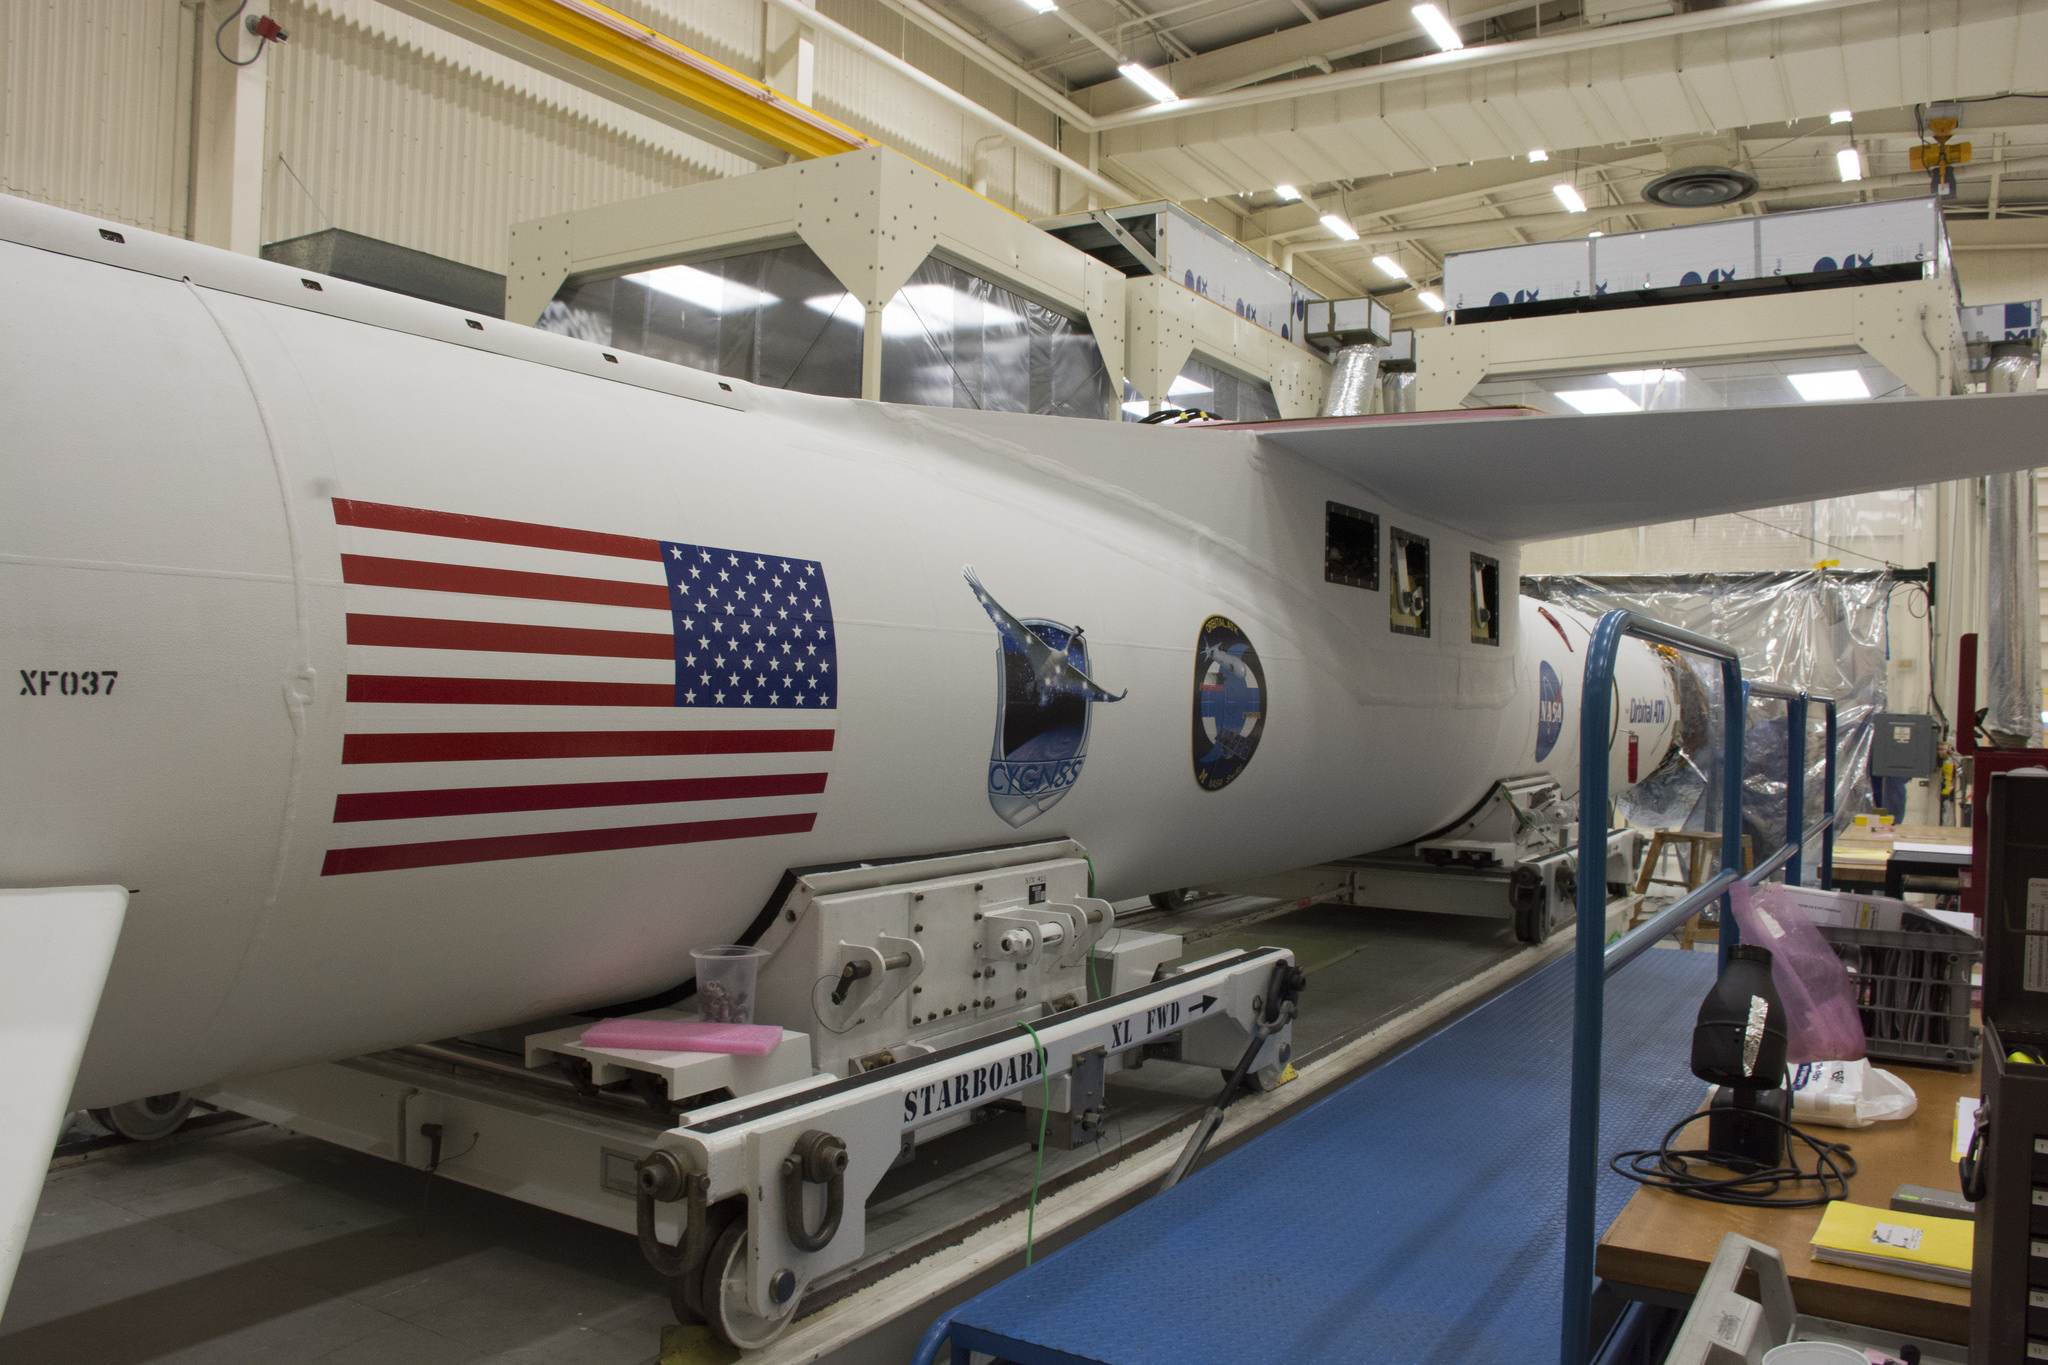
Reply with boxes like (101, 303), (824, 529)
(1415, 275), (1968, 411)
(1125, 276), (1330, 419)
(505, 149), (1128, 403)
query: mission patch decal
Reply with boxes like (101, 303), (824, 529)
(1192, 615), (1265, 792)
(965, 567), (1127, 829)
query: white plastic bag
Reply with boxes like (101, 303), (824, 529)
(1787, 1059), (1918, 1128)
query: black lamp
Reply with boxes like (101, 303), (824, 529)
(1691, 943), (1790, 1172)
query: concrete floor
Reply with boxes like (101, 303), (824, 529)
(0, 1126), (675, 1365)
(0, 903), (1547, 1365)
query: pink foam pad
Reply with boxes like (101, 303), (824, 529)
(578, 1019), (783, 1055)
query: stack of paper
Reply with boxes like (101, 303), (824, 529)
(1810, 1202), (1972, 1287)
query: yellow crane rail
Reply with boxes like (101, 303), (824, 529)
(442, 0), (874, 160)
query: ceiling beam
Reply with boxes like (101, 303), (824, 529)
(1072, 0), (1538, 115)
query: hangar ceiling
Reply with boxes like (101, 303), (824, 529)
(848, 0), (2048, 314)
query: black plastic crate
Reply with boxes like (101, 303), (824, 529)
(1815, 922), (1981, 1069)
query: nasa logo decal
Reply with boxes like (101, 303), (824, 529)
(965, 568), (1126, 829)
(1192, 616), (1265, 792)
(1535, 660), (1564, 762)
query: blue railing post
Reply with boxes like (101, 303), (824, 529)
(1715, 661), (1745, 970)
(1564, 631), (1835, 1365)
(1564, 612), (1746, 1365)
(1820, 700), (1838, 890)
(1785, 691), (1808, 888)
(1563, 611), (1627, 1365)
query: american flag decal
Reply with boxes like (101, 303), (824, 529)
(324, 499), (836, 876)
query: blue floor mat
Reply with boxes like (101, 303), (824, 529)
(947, 947), (1715, 1365)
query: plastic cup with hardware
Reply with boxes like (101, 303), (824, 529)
(691, 945), (769, 1024)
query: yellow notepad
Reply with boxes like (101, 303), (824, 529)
(1810, 1201), (1973, 1287)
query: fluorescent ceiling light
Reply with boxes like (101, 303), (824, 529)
(1528, 149), (1549, 162)
(1167, 375), (1214, 397)
(1118, 63), (1179, 104)
(1372, 255), (1407, 279)
(1553, 182), (1587, 213)
(1321, 213), (1360, 241)
(1608, 369), (1683, 385)
(1416, 290), (1445, 312)
(1274, 184), (1303, 201)
(1837, 147), (1862, 182)
(1411, 3), (1464, 51)
(1556, 389), (1642, 414)
(1788, 369), (1871, 402)
(632, 264), (772, 313)
(1587, 230), (1603, 238)
(1830, 109), (1854, 124)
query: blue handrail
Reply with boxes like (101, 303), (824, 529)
(1562, 618), (1841, 1365)
(907, 1309), (961, 1365)
(1563, 611), (1744, 1365)
(1741, 682), (1840, 893)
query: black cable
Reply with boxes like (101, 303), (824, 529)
(1610, 1107), (1857, 1208)
(214, 1), (269, 66)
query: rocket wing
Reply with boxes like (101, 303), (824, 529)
(962, 567), (1128, 703)
(1248, 393), (2048, 544)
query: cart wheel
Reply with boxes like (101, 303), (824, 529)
(90, 1093), (194, 1142)
(671, 1200), (740, 1325)
(702, 1222), (799, 1350)
(1513, 892), (1552, 945)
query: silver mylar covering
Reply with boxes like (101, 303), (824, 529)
(1319, 344), (1379, 417)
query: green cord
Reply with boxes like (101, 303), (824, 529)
(1017, 1020), (1050, 1265)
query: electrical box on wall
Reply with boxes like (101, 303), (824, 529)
(1871, 712), (1938, 777)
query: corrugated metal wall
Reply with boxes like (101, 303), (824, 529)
(263, 1), (753, 269)
(3, 0), (1066, 277)
(1, 0), (195, 234)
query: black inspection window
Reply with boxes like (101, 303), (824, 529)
(1325, 502), (1379, 590)
(1389, 529), (1429, 636)
(1470, 552), (1500, 646)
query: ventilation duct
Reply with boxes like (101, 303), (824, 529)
(1321, 345), (1379, 417)
(1642, 136), (1759, 209)
(1983, 345), (2042, 748)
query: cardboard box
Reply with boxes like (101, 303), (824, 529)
(1773, 884), (1909, 932)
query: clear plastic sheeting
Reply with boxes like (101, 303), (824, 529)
(877, 256), (1116, 419)
(1524, 572), (1891, 881)
(1319, 345), (1378, 417)
(539, 247), (1117, 419)
(540, 243), (862, 397)
(1121, 355), (1282, 422)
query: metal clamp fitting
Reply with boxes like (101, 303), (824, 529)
(635, 1149), (712, 1285)
(781, 1129), (848, 1253)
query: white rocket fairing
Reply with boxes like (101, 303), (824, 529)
(8, 194), (2041, 1118)
(0, 196), (1673, 1109)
